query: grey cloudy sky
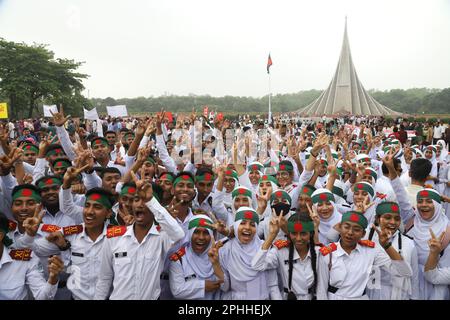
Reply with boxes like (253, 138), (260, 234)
(1, 0), (449, 98)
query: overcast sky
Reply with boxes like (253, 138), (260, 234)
(1, 0), (449, 98)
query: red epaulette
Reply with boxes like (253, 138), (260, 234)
(319, 243), (338, 256)
(63, 225), (83, 236)
(170, 247), (186, 261)
(107, 225), (127, 238)
(8, 220), (17, 231)
(9, 249), (32, 261)
(273, 239), (290, 250)
(315, 242), (325, 248)
(358, 240), (376, 248)
(41, 224), (61, 233)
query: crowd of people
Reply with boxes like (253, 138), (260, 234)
(0, 107), (449, 300)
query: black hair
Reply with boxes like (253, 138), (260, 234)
(381, 157), (401, 175)
(410, 158), (432, 182)
(86, 187), (115, 208)
(195, 166), (214, 177)
(105, 130), (117, 136)
(35, 175), (63, 191)
(98, 167), (122, 179)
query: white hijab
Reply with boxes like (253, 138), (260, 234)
(410, 199), (449, 265)
(184, 215), (215, 279)
(227, 212), (263, 282)
(311, 189), (342, 243)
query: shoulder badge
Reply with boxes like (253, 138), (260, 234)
(107, 225), (127, 238)
(170, 247), (186, 261)
(273, 239), (290, 250)
(9, 249), (32, 261)
(41, 224), (61, 233)
(319, 243), (338, 256)
(63, 225), (83, 236)
(8, 220), (17, 231)
(376, 192), (387, 200)
(358, 240), (376, 248)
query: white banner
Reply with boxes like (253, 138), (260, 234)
(83, 107), (99, 120)
(106, 105), (128, 117)
(43, 105), (58, 117)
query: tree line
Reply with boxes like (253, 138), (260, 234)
(1, 38), (448, 119)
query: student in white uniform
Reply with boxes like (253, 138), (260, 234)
(316, 211), (412, 300)
(252, 214), (320, 300)
(169, 214), (222, 300)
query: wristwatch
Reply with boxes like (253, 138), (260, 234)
(58, 239), (71, 251)
(383, 242), (392, 250)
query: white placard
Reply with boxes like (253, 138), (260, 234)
(43, 105), (58, 117)
(106, 105), (128, 117)
(83, 107), (99, 120)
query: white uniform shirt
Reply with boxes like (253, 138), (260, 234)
(0, 248), (57, 300)
(94, 197), (184, 300)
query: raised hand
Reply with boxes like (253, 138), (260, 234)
(355, 195), (374, 213)
(428, 228), (446, 255)
(130, 171), (153, 202)
(373, 224), (393, 248)
(63, 164), (90, 186)
(268, 211), (282, 238)
(50, 105), (71, 127)
(47, 255), (65, 285)
(46, 231), (66, 248)
(208, 236), (223, 265)
(22, 204), (45, 237)
(306, 202), (320, 230)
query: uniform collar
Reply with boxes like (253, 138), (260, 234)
(79, 223), (109, 242)
(335, 241), (363, 257)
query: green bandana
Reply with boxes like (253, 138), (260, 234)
(259, 174), (279, 186)
(312, 191), (335, 204)
(22, 144), (39, 154)
(318, 159), (328, 167)
(195, 172), (214, 183)
(188, 217), (214, 230)
(46, 147), (64, 157)
(120, 185), (137, 196)
(332, 185), (344, 199)
(341, 211), (368, 229)
(287, 217), (314, 233)
(363, 168), (378, 181)
(91, 138), (109, 148)
(232, 187), (252, 199)
(37, 177), (63, 189)
(160, 173), (175, 183)
(248, 163), (263, 172)
(270, 190), (292, 205)
(376, 201), (400, 216)
(353, 182), (374, 197)
(86, 192), (112, 209)
(145, 157), (156, 164)
(235, 208), (259, 224)
(331, 152), (339, 160)
(224, 169), (238, 180)
(417, 189), (441, 204)
(278, 163), (293, 172)
(52, 158), (72, 169)
(174, 174), (195, 186)
(300, 185), (316, 197)
(12, 187), (41, 202)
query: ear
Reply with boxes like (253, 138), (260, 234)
(105, 209), (112, 220)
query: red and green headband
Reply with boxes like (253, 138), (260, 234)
(232, 187), (252, 199)
(159, 173), (175, 182)
(341, 211), (368, 229)
(287, 219), (314, 233)
(417, 189), (441, 204)
(174, 174), (195, 186)
(91, 138), (109, 147)
(224, 169), (238, 180)
(53, 159), (72, 169)
(270, 190), (292, 204)
(300, 185), (316, 197)
(22, 144), (39, 154)
(364, 168), (378, 181)
(188, 217), (214, 230)
(312, 191), (335, 204)
(86, 192), (112, 209)
(318, 159), (328, 167)
(195, 172), (214, 183)
(248, 163), (263, 172)
(38, 177), (62, 189)
(376, 201), (400, 216)
(12, 188), (41, 202)
(235, 209), (259, 224)
(120, 185), (137, 196)
(46, 148), (64, 157)
(278, 163), (293, 172)
(353, 182), (374, 197)
(259, 175), (278, 186)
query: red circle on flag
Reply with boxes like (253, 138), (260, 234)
(55, 149), (62, 153)
(204, 173), (212, 181)
(244, 211), (253, 219)
(199, 219), (206, 227)
(350, 214), (359, 222)
(239, 188), (246, 194)
(45, 179), (53, 185)
(319, 194), (327, 201)
(276, 191), (283, 197)
(365, 169), (371, 174)
(26, 145), (31, 150)
(303, 187), (309, 194)
(57, 162), (63, 167)
(294, 222), (303, 232)
(391, 204), (399, 212)
(280, 165), (285, 170)
(357, 184), (363, 189)
(263, 175), (268, 180)
(91, 194), (101, 200)
(182, 175), (190, 180)
(420, 191), (429, 197)
(128, 187), (136, 194)
(226, 170), (232, 175)
(22, 189), (32, 197)
(252, 165), (258, 171)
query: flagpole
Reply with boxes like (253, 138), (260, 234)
(268, 72), (272, 124)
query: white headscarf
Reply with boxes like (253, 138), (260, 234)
(184, 214), (215, 279)
(436, 140), (448, 164)
(311, 188), (342, 244)
(227, 207), (263, 282)
(409, 196), (449, 265)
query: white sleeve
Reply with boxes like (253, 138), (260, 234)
(26, 259), (58, 300)
(56, 126), (76, 161)
(169, 260), (206, 299)
(156, 134), (178, 174)
(0, 173), (18, 204)
(390, 177), (415, 225)
(316, 254), (330, 300)
(96, 119), (104, 137)
(94, 239), (114, 300)
(424, 267), (450, 285)
(59, 188), (84, 224)
(83, 171), (102, 190)
(32, 158), (48, 183)
(251, 247), (280, 271)
(298, 169), (314, 187)
(211, 190), (230, 223)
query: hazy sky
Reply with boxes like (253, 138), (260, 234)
(1, 0), (449, 98)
